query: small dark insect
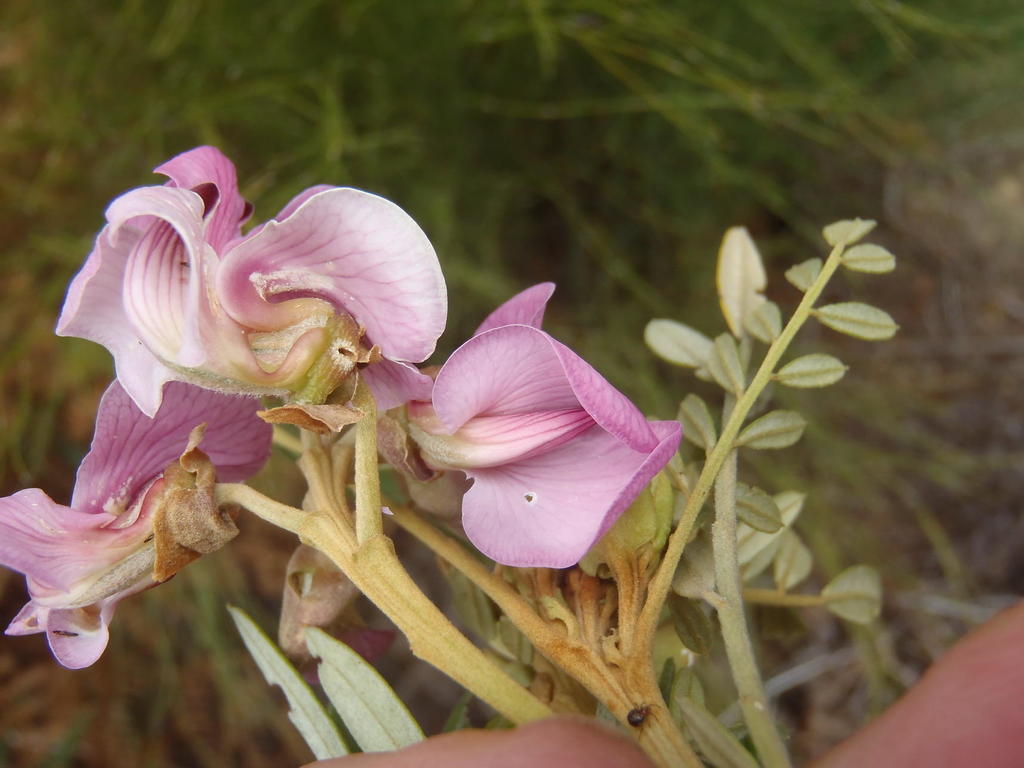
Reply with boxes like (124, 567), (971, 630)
(627, 705), (651, 727)
(51, 630), (79, 638)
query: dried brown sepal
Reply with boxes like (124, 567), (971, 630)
(151, 425), (239, 582)
(259, 403), (364, 434)
(377, 414), (435, 482)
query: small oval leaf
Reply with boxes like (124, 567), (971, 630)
(785, 258), (822, 292)
(842, 243), (896, 274)
(735, 410), (807, 450)
(823, 218), (876, 246)
(815, 302), (899, 341)
(706, 333), (746, 395)
(645, 319), (714, 367)
(737, 491), (806, 578)
(678, 394), (718, 450)
(736, 484), (783, 533)
(773, 530), (813, 590)
(775, 354), (848, 388)
(717, 226), (767, 338)
(308, 628), (425, 752)
(672, 530), (716, 599)
(668, 594), (715, 655)
(744, 301), (783, 344)
(822, 565), (882, 624)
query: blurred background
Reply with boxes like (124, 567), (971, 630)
(1, 1), (1021, 765)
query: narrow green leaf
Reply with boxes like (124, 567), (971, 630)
(775, 354), (848, 388)
(678, 394), (717, 450)
(743, 301), (782, 344)
(668, 594), (715, 655)
(773, 530), (813, 591)
(441, 562), (497, 642)
(735, 484), (783, 533)
(735, 410), (807, 450)
(658, 657), (677, 703)
(822, 565), (882, 624)
(716, 226), (767, 338)
(823, 218), (876, 246)
(842, 243), (896, 274)
(228, 607), (348, 760)
(674, 697), (760, 768)
(644, 319), (713, 368)
(706, 333), (746, 395)
(672, 530), (716, 599)
(442, 693), (474, 733)
(737, 492), (806, 580)
(815, 302), (898, 341)
(785, 258), (822, 292)
(307, 628), (424, 752)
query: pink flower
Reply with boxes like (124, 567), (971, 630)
(57, 146), (445, 416)
(408, 284), (681, 567)
(0, 381), (271, 668)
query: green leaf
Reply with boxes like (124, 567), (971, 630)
(735, 410), (807, 450)
(737, 492), (805, 581)
(441, 562), (497, 642)
(493, 616), (533, 665)
(668, 594), (715, 655)
(307, 628), (425, 752)
(706, 333), (746, 395)
(228, 607), (348, 760)
(442, 693), (474, 733)
(785, 258), (822, 292)
(716, 226), (767, 338)
(735, 484), (783, 533)
(672, 530), (715, 599)
(842, 243), (896, 274)
(678, 394), (717, 450)
(815, 302), (899, 341)
(775, 354), (848, 388)
(674, 697), (760, 768)
(773, 530), (813, 590)
(658, 657), (677, 703)
(823, 218), (876, 246)
(823, 565), (882, 624)
(743, 301), (782, 344)
(644, 319), (713, 368)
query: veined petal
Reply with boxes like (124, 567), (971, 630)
(106, 185), (211, 369)
(474, 282), (555, 335)
(45, 603), (117, 669)
(155, 146), (250, 253)
(432, 325), (655, 455)
(56, 225), (178, 417)
(217, 187), (446, 363)
(71, 381), (272, 515)
(461, 420), (681, 567)
(0, 489), (142, 594)
(413, 408), (594, 469)
(431, 325), (579, 432)
(360, 359), (434, 412)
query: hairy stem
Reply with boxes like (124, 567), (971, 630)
(713, 452), (791, 767)
(352, 380), (383, 544)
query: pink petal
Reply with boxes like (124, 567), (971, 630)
(360, 359), (434, 411)
(461, 420), (681, 567)
(72, 381), (271, 515)
(155, 146), (250, 253)
(45, 602), (117, 670)
(217, 187), (446, 364)
(0, 489), (140, 593)
(56, 225), (177, 417)
(431, 326), (656, 454)
(474, 282), (555, 335)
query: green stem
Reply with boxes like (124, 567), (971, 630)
(352, 379), (383, 544)
(638, 238), (849, 646)
(742, 589), (827, 608)
(713, 452), (791, 767)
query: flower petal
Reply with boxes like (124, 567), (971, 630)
(461, 420), (681, 567)
(217, 187), (446, 364)
(474, 282), (555, 335)
(0, 489), (139, 593)
(432, 325), (656, 454)
(56, 225), (177, 417)
(45, 602), (117, 669)
(155, 146), (250, 253)
(71, 381), (272, 515)
(361, 359), (434, 411)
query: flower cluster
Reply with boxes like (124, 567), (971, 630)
(2, 147), (680, 667)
